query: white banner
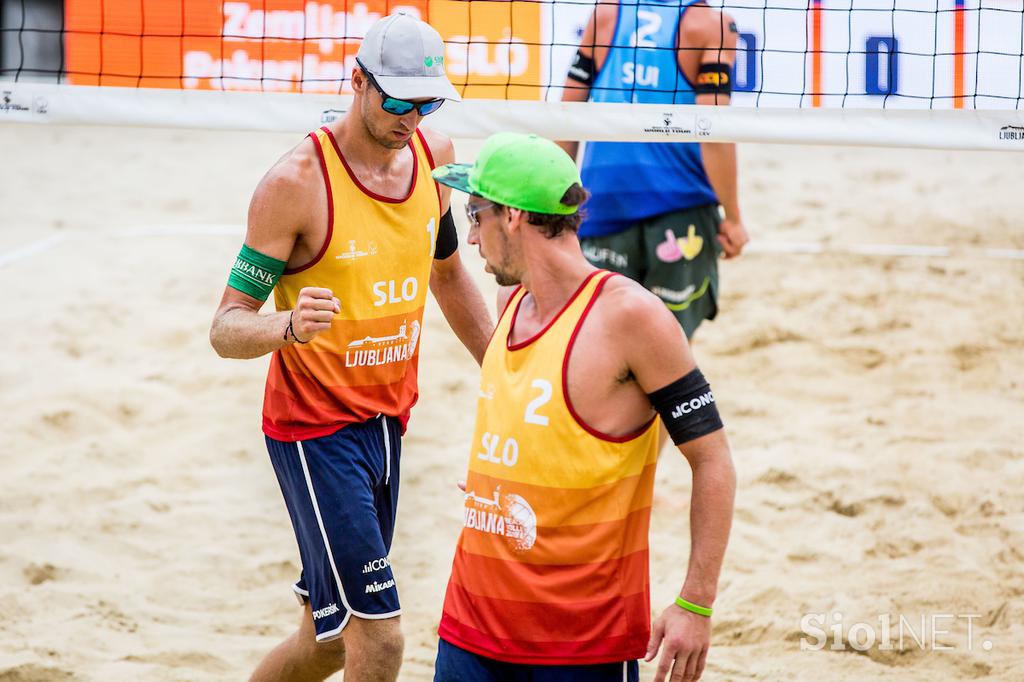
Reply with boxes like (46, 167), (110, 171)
(3, 82), (1023, 150)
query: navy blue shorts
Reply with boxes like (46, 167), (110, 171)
(266, 415), (402, 642)
(434, 639), (639, 682)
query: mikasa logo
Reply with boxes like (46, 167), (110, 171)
(671, 391), (716, 418)
(365, 579), (395, 594)
(311, 603), (340, 620)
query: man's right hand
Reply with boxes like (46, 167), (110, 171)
(291, 287), (340, 342)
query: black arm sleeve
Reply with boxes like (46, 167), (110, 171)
(647, 368), (724, 445)
(567, 50), (596, 86)
(694, 63), (733, 96)
(434, 208), (459, 260)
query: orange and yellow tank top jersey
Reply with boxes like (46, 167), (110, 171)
(438, 270), (661, 665)
(263, 126), (441, 442)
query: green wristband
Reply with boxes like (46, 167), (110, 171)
(675, 597), (713, 617)
(227, 244), (287, 301)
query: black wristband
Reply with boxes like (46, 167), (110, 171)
(647, 368), (724, 445)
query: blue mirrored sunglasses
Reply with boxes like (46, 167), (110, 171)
(356, 58), (445, 117)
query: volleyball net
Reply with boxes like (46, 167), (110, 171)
(1, 1), (1023, 149)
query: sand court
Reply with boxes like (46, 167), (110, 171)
(1, 124), (1022, 680)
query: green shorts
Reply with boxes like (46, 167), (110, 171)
(581, 204), (722, 338)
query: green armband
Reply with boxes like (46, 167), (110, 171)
(227, 244), (287, 301)
(675, 597), (713, 617)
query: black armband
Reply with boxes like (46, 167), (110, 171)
(567, 49), (596, 86)
(647, 368), (724, 445)
(434, 208), (459, 260)
(694, 62), (733, 96)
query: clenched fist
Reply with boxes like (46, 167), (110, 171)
(289, 287), (340, 343)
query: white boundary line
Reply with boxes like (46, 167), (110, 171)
(2, 227), (1023, 269)
(0, 234), (68, 268)
(744, 241), (1024, 260)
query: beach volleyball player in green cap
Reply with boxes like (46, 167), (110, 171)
(431, 133), (736, 682)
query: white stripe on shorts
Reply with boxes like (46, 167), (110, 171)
(296, 440), (401, 637)
(381, 415), (391, 485)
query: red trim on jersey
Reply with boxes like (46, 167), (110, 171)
(479, 285), (524, 358)
(562, 273), (658, 443)
(415, 128), (443, 213)
(499, 285), (523, 320)
(322, 126), (417, 204)
(506, 270), (602, 351)
(285, 131), (334, 275)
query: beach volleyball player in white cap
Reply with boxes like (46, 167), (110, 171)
(209, 11), (492, 682)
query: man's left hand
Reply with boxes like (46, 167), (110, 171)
(717, 217), (749, 259)
(645, 603), (711, 682)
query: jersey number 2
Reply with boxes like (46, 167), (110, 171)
(631, 11), (662, 49)
(524, 379), (552, 426)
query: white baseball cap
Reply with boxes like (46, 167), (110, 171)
(356, 12), (461, 102)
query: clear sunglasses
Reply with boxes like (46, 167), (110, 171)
(465, 201), (498, 228)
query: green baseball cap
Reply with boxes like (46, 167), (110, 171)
(431, 133), (581, 216)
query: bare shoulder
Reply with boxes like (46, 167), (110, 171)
(596, 2), (618, 17)
(417, 125), (455, 167)
(586, 1), (619, 54)
(598, 275), (678, 333)
(246, 136), (322, 254)
(680, 4), (736, 47)
(593, 1), (619, 29)
(255, 136), (322, 202)
(598, 274), (700, 391)
(596, 275), (694, 388)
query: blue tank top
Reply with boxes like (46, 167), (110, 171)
(579, 0), (719, 238)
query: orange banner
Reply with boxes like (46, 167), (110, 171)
(66, 1), (429, 93)
(429, 0), (542, 100)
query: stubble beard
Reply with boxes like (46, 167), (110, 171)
(489, 241), (521, 286)
(361, 100), (408, 150)
(493, 269), (521, 287)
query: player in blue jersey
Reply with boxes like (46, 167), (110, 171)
(559, 0), (749, 339)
